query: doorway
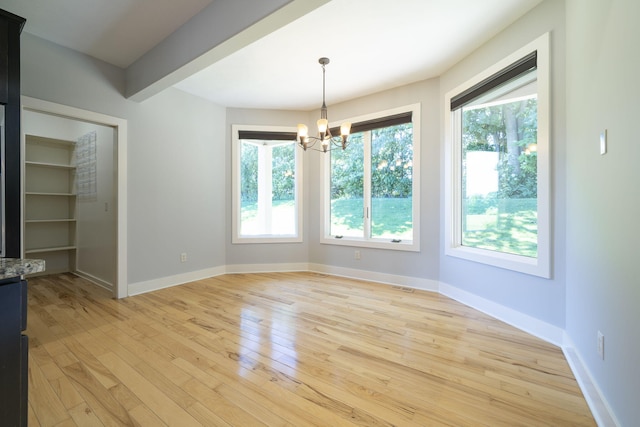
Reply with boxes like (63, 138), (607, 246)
(21, 97), (127, 298)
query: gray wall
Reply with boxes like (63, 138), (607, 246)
(21, 33), (228, 285)
(565, 0), (640, 425)
(438, 0), (566, 328)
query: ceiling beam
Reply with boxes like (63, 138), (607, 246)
(125, 0), (330, 102)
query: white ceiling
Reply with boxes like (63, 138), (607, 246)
(0, 0), (214, 68)
(1, 0), (542, 110)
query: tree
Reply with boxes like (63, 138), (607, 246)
(331, 133), (364, 199)
(330, 124), (413, 200)
(271, 144), (295, 201)
(240, 143), (258, 202)
(371, 124), (413, 198)
(462, 97), (537, 200)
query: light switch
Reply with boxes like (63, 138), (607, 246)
(600, 130), (607, 155)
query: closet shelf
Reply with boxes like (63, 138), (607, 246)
(25, 160), (75, 169)
(24, 133), (78, 275)
(25, 219), (76, 223)
(25, 192), (76, 197)
(25, 246), (77, 254)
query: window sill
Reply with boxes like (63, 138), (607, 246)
(445, 244), (550, 278)
(233, 236), (303, 244)
(320, 236), (419, 252)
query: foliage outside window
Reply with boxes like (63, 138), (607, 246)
(322, 105), (420, 251)
(461, 70), (538, 257)
(445, 33), (550, 277)
(232, 125), (302, 243)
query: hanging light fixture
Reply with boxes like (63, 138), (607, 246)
(297, 57), (351, 152)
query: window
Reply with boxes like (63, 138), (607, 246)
(232, 125), (302, 243)
(322, 104), (420, 251)
(444, 33), (550, 277)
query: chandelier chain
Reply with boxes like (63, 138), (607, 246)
(296, 57), (351, 153)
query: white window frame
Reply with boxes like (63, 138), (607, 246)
(320, 104), (421, 252)
(232, 124), (303, 244)
(444, 33), (550, 278)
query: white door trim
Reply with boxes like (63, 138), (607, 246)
(21, 96), (128, 299)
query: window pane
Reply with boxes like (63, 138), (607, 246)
(461, 70), (538, 257)
(271, 144), (296, 235)
(330, 133), (364, 237)
(240, 141), (297, 236)
(240, 142), (259, 235)
(371, 124), (413, 240)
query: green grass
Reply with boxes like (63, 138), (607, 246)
(329, 198), (364, 237)
(330, 197), (413, 239)
(241, 197), (538, 257)
(462, 198), (537, 257)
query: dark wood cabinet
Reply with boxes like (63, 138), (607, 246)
(1, 8), (27, 427)
(0, 278), (28, 427)
(1, 9), (25, 259)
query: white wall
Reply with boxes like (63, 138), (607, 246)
(565, 0), (640, 425)
(21, 33), (228, 287)
(438, 0), (567, 328)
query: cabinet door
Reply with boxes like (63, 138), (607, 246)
(20, 334), (28, 427)
(0, 280), (22, 426)
(20, 280), (27, 331)
(0, 25), (7, 104)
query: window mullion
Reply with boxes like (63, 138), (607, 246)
(363, 131), (372, 239)
(452, 110), (463, 247)
(257, 145), (273, 234)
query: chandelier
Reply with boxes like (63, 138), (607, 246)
(297, 57), (351, 152)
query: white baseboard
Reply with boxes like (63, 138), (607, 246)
(308, 263), (439, 292)
(127, 266), (226, 296)
(225, 262), (310, 274)
(74, 269), (114, 293)
(127, 263), (438, 295)
(439, 281), (564, 346)
(562, 335), (620, 427)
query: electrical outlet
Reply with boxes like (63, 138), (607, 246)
(597, 331), (605, 360)
(354, 250), (361, 260)
(180, 252), (187, 263)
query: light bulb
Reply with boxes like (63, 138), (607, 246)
(340, 122), (351, 136)
(317, 118), (328, 134)
(297, 124), (308, 138)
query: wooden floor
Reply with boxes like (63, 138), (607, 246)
(26, 272), (596, 426)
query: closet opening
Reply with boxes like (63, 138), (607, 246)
(21, 97), (127, 298)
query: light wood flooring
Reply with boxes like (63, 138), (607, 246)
(26, 272), (596, 426)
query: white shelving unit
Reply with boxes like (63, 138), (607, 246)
(24, 135), (77, 276)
